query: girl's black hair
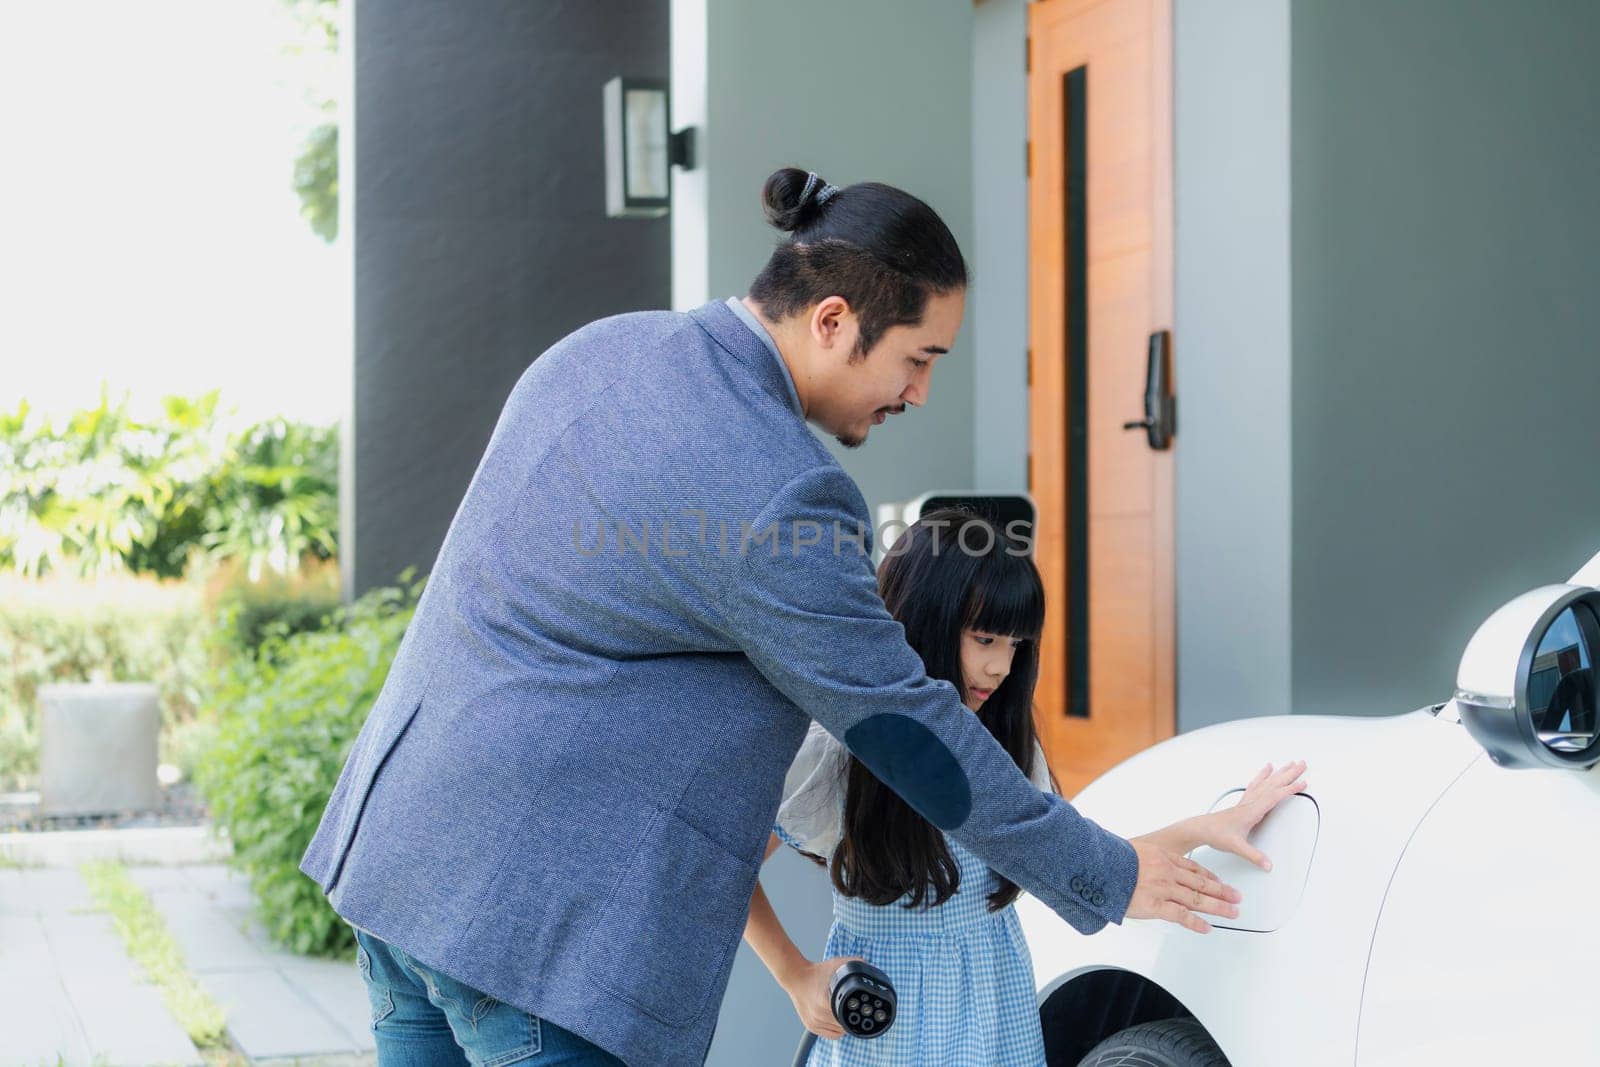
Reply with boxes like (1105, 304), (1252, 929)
(829, 509), (1050, 913)
(748, 166), (968, 357)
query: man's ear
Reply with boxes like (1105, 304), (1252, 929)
(809, 296), (854, 350)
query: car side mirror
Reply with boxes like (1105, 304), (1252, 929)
(1456, 580), (1600, 770)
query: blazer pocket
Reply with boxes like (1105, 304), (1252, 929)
(584, 806), (759, 1026)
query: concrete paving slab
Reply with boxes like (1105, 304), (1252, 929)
(9, 867), (93, 916)
(279, 952), (376, 1052)
(144, 890), (272, 973)
(220, 904), (277, 954)
(0, 912), (55, 970)
(200, 968), (361, 1059)
(178, 865), (255, 910)
(3, 861), (380, 1064)
(60, 972), (203, 1066)
(126, 865), (199, 895)
(0, 912), (93, 1066)
(40, 910), (201, 1067)
(0, 968), (92, 1066)
(38, 912), (131, 973)
(0, 868), (31, 915)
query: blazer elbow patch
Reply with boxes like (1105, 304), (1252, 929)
(844, 714), (972, 830)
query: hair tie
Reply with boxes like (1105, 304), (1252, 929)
(800, 171), (840, 211)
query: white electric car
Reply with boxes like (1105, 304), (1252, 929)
(1019, 550), (1600, 1066)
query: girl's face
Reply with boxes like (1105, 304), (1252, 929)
(959, 629), (1026, 711)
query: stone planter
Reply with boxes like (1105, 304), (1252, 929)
(38, 682), (160, 816)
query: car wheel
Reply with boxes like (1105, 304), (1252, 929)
(1077, 1018), (1229, 1066)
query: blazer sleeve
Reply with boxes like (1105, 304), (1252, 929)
(717, 465), (1138, 934)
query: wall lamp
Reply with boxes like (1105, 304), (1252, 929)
(604, 77), (696, 218)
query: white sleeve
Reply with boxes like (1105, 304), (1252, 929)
(1027, 739), (1056, 795)
(773, 721), (848, 860)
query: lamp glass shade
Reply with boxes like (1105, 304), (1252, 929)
(605, 77), (670, 218)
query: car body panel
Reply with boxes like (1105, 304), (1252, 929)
(1019, 709), (1483, 1066)
(1356, 754), (1600, 1064)
(1192, 790), (1319, 933)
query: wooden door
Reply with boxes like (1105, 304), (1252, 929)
(1028, 0), (1174, 796)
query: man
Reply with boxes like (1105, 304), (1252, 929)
(302, 168), (1245, 1067)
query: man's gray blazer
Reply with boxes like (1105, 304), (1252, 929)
(301, 299), (1138, 1067)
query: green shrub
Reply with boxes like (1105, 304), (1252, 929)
(0, 392), (223, 579)
(196, 574), (421, 957)
(0, 574), (209, 791)
(211, 560), (341, 661)
(200, 417), (339, 582)
(0, 714), (36, 796)
(0, 392), (337, 581)
(0, 563), (349, 791)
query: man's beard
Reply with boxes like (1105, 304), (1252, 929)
(836, 405), (900, 449)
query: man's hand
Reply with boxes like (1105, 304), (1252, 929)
(1123, 839), (1242, 934)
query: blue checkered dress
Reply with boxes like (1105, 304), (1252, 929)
(774, 726), (1049, 1067)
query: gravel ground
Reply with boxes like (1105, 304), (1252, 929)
(0, 779), (209, 833)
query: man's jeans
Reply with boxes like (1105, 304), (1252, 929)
(355, 930), (627, 1066)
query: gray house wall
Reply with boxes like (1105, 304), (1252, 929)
(972, 0), (1031, 497)
(1290, 0), (1600, 717)
(347, 0), (671, 596)
(1172, 0), (1294, 730)
(675, 3), (978, 1062)
(674, 0), (978, 526)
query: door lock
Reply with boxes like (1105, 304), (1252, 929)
(1122, 330), (1176, 451)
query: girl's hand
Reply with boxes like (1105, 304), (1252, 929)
(1199, 761), (1309, 870)
(780, 956), (860, 1039)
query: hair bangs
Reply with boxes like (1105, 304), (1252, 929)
(963, 553), (1044, 641)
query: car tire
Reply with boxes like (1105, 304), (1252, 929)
(1077, 1018), (1229, 1066)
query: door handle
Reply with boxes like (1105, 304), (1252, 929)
(1121, 329), (1176, 450)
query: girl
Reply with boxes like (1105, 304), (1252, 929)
(742, 509), (1306, 1066)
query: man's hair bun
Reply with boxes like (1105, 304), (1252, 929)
(761, 166), (839, 233)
